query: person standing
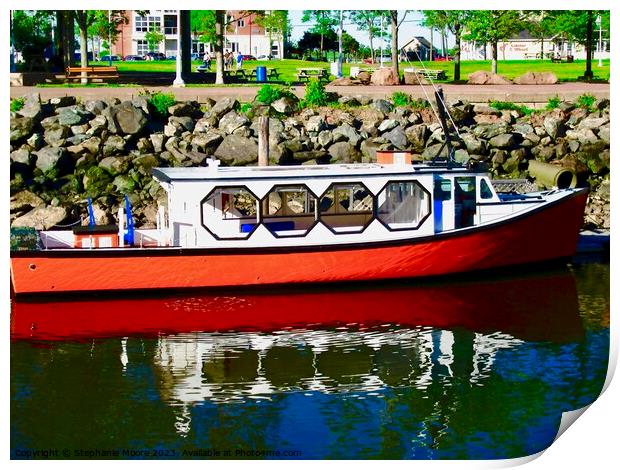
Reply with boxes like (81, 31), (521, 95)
(203, 51), (211, 70)
(236, 51), (243, 70)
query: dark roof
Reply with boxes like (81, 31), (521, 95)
(402, 36), (437, 50)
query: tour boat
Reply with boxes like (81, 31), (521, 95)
(10, 155), (588, 295)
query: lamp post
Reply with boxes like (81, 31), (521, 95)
(337, 10), (343, 78)
(380, 13), (384, 67)
(597, 15), (603, 67)
(173, 10), (185, 87)
(108, 10), (112, 66)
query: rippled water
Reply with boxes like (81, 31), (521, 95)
(11, 259), (609, 460)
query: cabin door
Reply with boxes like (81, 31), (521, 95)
(454, 177), (476, 229)
(433, 176), (454, 232)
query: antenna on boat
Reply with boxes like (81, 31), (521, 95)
(400, 46), (463, 168)
(433, 87), (456, 167)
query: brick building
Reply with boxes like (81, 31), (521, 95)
(111, 10), (284, 59)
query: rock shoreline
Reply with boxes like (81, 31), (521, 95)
(10, 92), (610, 231)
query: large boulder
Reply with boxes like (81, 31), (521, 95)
(218, 111), (250, 134)
(371, 99), (393, 114)
(403, 70), (428, 85)
(488, 133), (517, 149)
(34, 146), (68, 173)
(57, 105), (91, 126)
(10, 117), (35, 142)
(383, 126), (408, 150)
(305, 115), (326, 133)
(11, 206), (68, 230)
(103, 102), (147, 135)
(328, 141), (358, 163)
(513, 72), (558, 85)
(10, 190), (45, 212)
(191, 132), (223, 153)
(271, 96), (298, 114)
(99, 156), (130, 176)
(370, 68), (400, 86)
(17, 93), (43, 120)
(405, 124), (429, 152)
(332, 123), (361, 147)
(467, 71), (512, 85)
(214, 135), (258, 166)
(210, 98), (239, 118)
(102, 135), (126, 156)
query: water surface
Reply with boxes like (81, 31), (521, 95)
(11, 260), (609, 459)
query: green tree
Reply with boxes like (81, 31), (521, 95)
(301, 10), (338, 56)
(350, 10), (388, 64)
(423, 10), (471, 81)
(190, 10), (216, 46)
(12, 10), (54, 56)
(463, 10), (525, 74)
(253, 11), (288, 59)
(545, 10), (610, 80)
(523, 11), (556, 60)
(144, 28), (165, 53)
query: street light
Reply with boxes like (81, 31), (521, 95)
(596, 15), (602, 67)
(173, 10), (185, 87)
(108, 11), (112, 66)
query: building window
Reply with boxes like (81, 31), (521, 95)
(377, 181), (431, 231)
(261, 185), (318, 238)
(237, 19), (245, 27)
(136, 40), (149, 56)
(201, 187), (259, 240)
(148, 16), (161, 31)
(135, 16), (148, 32)
(319, 183), (374, 234)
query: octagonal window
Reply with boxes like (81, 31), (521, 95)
(377, 180), (431, 231)
(201, 186), (259, 240)
(262, 185), (318, 237)
(319, 183), (374, 234)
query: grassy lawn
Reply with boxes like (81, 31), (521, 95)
(86, 58), (609, 85)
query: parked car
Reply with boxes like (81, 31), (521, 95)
(166, 55), (176, 60)
(144, 51), (166, 60)
(124, 55), (144, 61)
(99, 54), (121, 62)
(241, 55), (256, 61)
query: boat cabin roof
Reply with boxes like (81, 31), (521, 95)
(152, 162), (478, 183)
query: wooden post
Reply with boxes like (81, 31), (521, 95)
(258, 116), (269, 166)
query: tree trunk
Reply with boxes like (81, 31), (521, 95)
(491, 41), (498, 74)
(454, 25), (461, 81)
(584, 10), (594, 80)
(369, 31), (375, 63)
(540, 37), (544, 59)
(75, 11), (89, 84)
(215, 10), (225, 84)
(390, 11), (399, 81)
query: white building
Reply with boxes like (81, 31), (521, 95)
(461, 30), (610, 61)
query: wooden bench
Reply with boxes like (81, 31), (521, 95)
(415, 69), (447, 80)
(66, 66), (119, 83)
(296, 68), (329, 82)
(223, 69), (248, 79)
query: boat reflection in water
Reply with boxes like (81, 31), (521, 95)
(11, 266), (608, 459)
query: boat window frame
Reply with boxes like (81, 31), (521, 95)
(200, 185), (261, 241)
(260, 183), (320, 239)
(376, 179), (432, 232)
(318, 181), (375, 235)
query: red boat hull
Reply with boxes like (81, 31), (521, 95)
(10, 190), (587, 294)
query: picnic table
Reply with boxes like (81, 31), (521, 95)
(247, 67), (281, 81)
(415, 69), (447, 80)
(296, 67), (329, 82)
(66, 66), (119, 83)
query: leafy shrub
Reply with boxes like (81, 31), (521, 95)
(10, 97), (25, 112)
(240, 102), (253, 114)
(410, 98), (430, 109)
(489, 100), (535, 116)
(391, 91), (411, 107)
(255, 84), (294, 105)
(546, 95), (561, 110)
(577, 93), (596, 110)
(147, 91), (176, 118)
(304, 79), (329, 107)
